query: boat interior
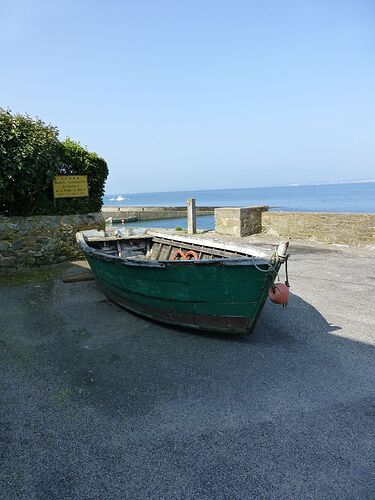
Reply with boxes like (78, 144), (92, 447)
(84, 233), (262, 262)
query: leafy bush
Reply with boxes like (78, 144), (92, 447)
(0, 109), (61, 216)
(0, 109), (108, 216)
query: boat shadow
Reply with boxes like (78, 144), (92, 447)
(64, 259), (341, 344)
(51, 276), (375, 421)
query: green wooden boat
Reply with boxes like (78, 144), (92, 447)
(76, 230), (289, 334)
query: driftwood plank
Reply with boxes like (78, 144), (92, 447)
(63, 271), (95, 283)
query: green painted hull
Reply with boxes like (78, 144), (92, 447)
(85, 253), (279, 334)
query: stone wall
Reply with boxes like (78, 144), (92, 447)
(0, 213), (104, 271)
(215, 206), (268, 237)
(262, 212), (375, 247)
(102, 206), (215, 221)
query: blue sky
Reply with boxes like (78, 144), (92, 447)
(1, 0), (374, 193)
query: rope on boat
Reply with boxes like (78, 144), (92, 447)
(251, 244), (286, 275)
(250, 256), (279, 274)
(284, 257), (290, 288)
(251, 243), (291, 289)
(263, 242), (291, 308)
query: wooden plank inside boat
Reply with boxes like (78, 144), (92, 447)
(150, 236), (253, 260)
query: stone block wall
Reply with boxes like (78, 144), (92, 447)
(215, 206), (268, 237)
(102, 206), (215, 221)
(0, 213), (104, 271)
(262, 212), (375, 247)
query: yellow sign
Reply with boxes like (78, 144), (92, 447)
(53, 175), (89, 198)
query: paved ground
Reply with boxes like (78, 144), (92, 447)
(0, 239), (374, 499)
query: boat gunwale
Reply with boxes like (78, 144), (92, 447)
(76, 231), (274, 268)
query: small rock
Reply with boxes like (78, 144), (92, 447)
(0, 242), (10, 252)
(0, 256), (17, 267)
(11, 239), (26, 250)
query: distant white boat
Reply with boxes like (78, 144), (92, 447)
(109, 197), (115, 201)
(115, 195), (125, 202)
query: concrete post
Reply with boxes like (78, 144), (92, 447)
(215, 206), (269, 237)
(187, 198), (197, 234)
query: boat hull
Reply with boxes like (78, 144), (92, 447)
(85, 253), (279, 334)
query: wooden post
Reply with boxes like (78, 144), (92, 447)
(187, 198), (197, 234)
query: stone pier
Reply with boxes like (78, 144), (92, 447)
(215, 206), (268, 237)
(214, 207), (375, 247)
(0, 212), (104, 271)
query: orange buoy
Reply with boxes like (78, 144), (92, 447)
(173, 249), (187, 260)
(185, 250), (199, 260)
(268, 282), (289, 305)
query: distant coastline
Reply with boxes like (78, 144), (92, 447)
(106, 179), (375, 198)
(104, 180), (375, 214)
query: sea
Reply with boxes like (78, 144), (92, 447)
(104, 181), (375, 231)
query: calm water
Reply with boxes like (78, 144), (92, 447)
(106, 182), (375, 231)
(105, 182), (375, 212)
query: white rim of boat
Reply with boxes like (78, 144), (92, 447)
(76, 230), (276, 267)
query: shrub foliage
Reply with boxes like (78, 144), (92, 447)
(0, 109), (108, 216)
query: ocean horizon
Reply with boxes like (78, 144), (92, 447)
(104, 180), (375, 213)
(105, 181), (375, 231)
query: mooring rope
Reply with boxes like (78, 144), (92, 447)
(284, 257), (290, 287)
(251, 247), (290, 286)
(250, 255), (279, 275)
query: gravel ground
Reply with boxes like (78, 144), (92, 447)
(0, 240), (374, 499)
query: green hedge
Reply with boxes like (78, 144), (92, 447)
(0, 109), (108, 216)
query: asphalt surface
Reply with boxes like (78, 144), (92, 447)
(0, 241), (374, 499)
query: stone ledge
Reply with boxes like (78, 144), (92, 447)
(0, 212), (104, 272)
(262, 211), (375, 247)
(215, 206), (268, 237)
